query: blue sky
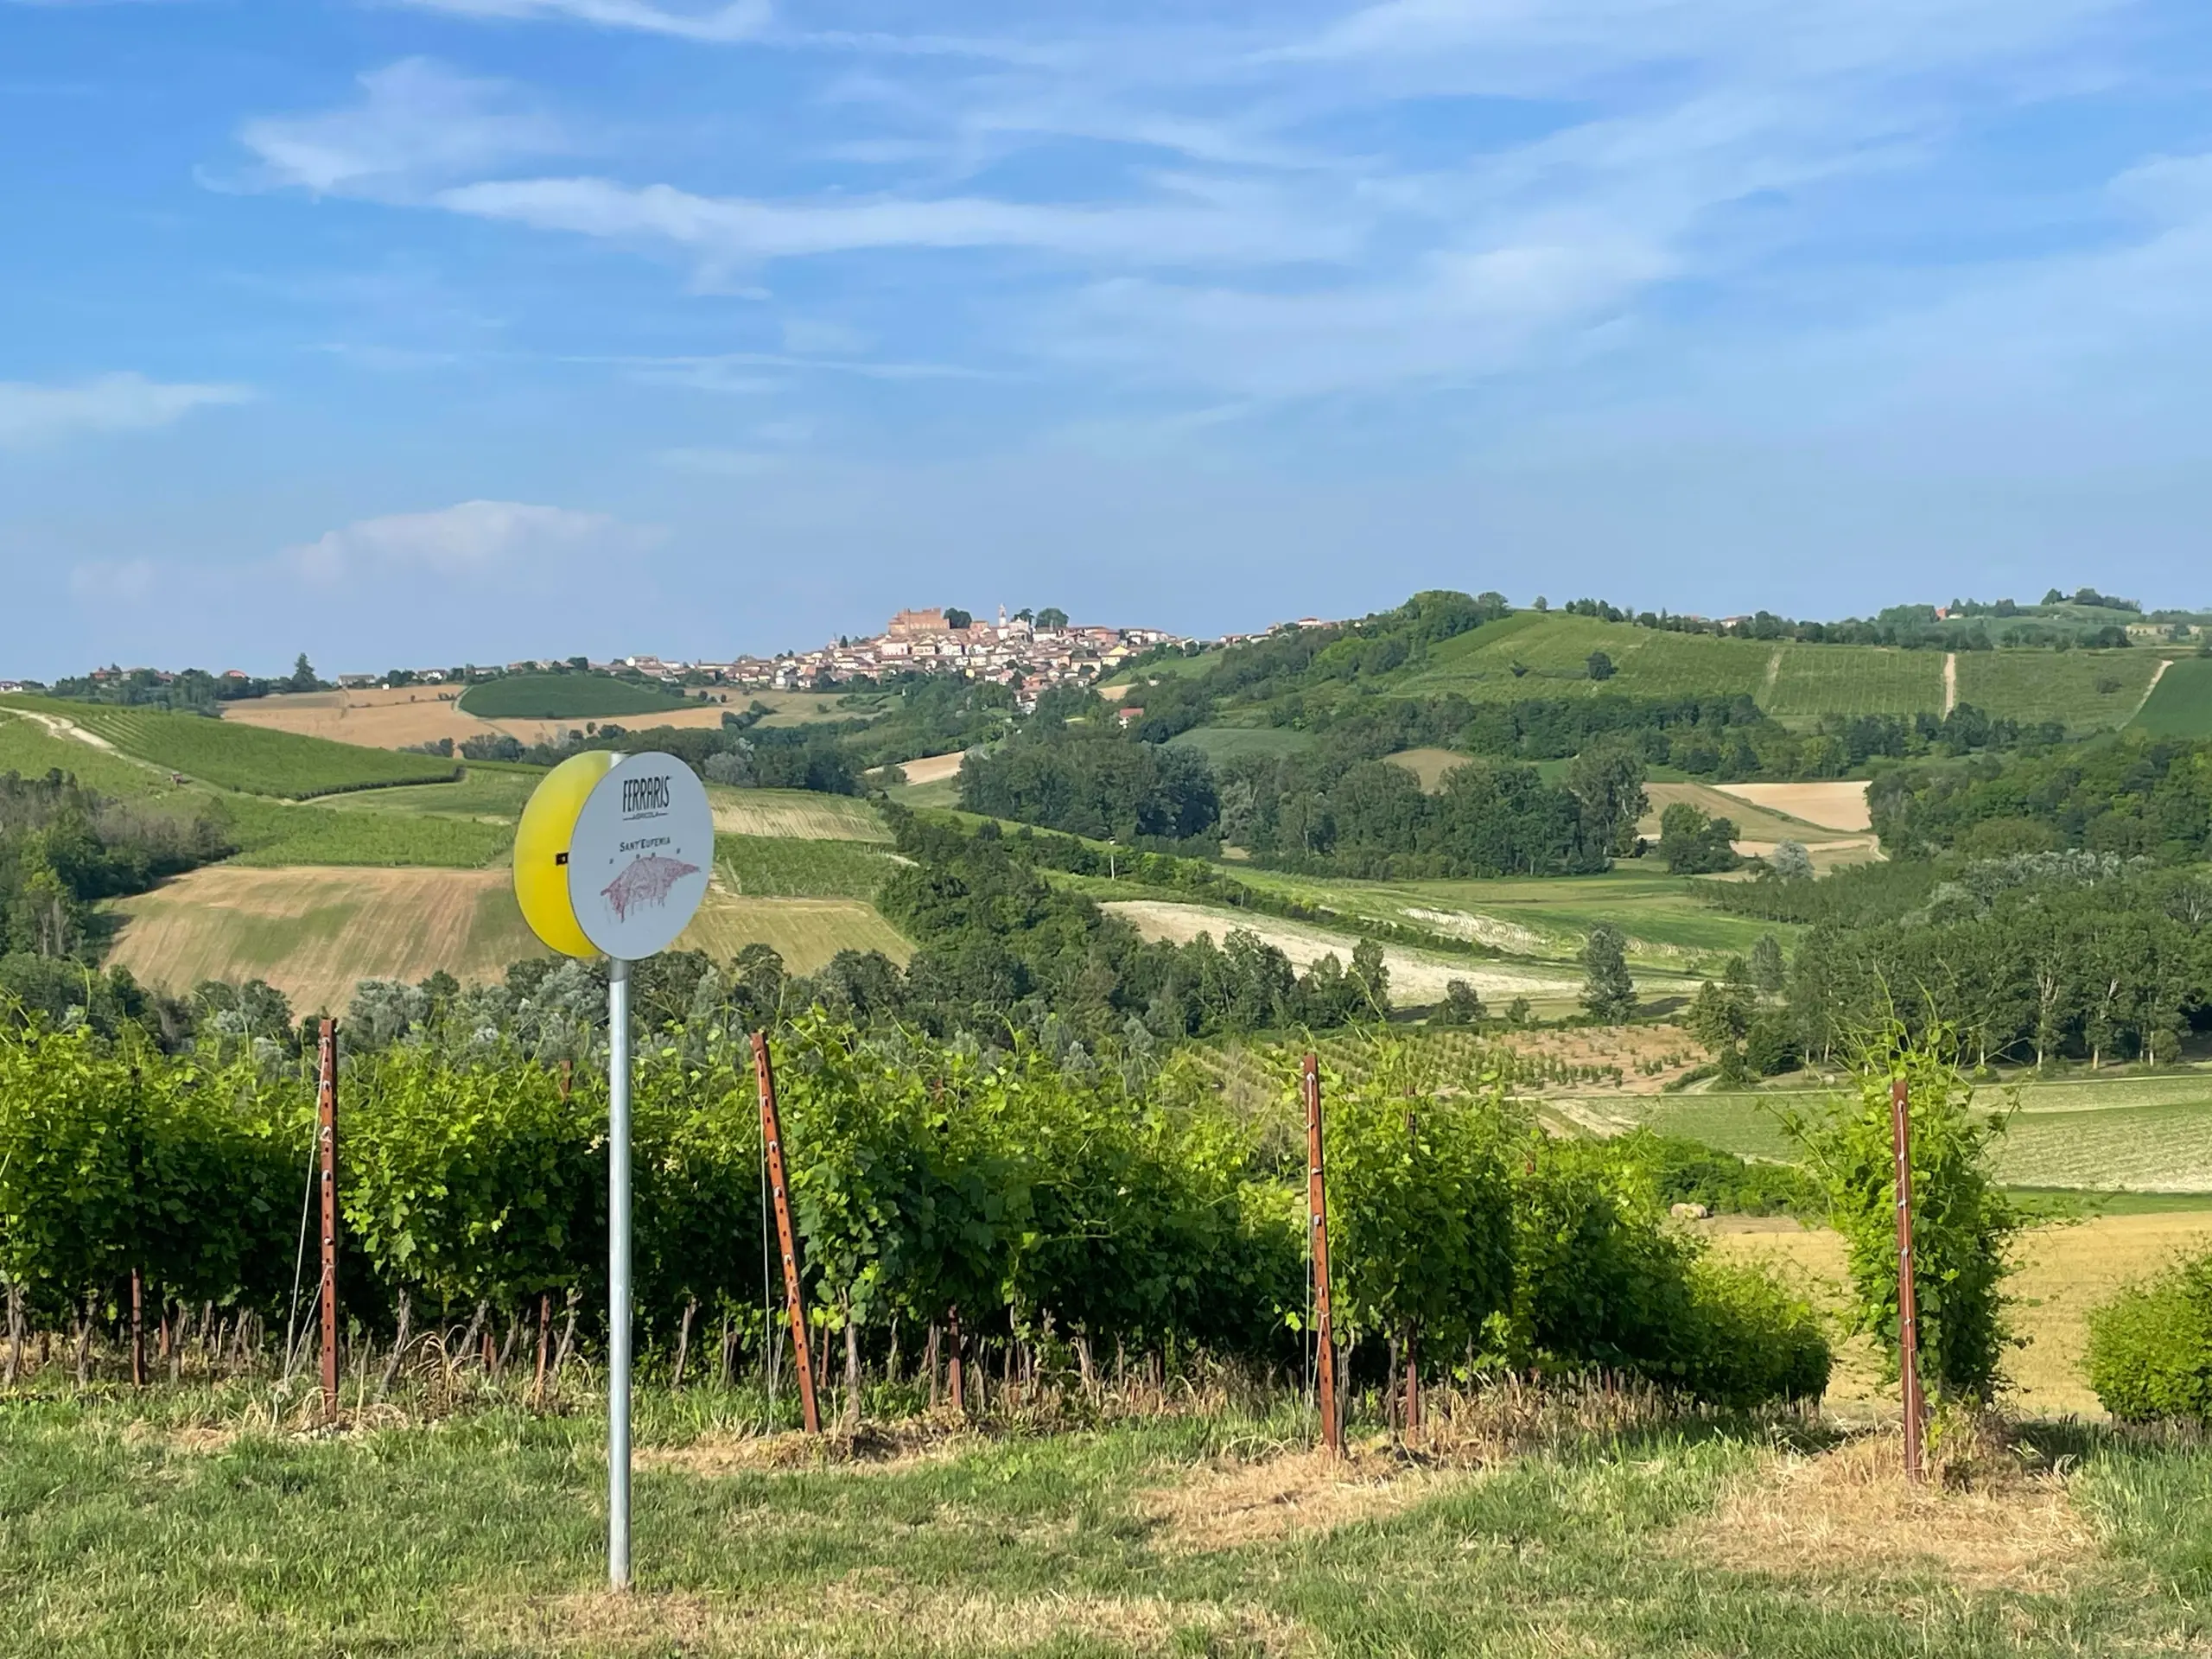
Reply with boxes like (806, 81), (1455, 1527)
(3, 0), (2209, 678)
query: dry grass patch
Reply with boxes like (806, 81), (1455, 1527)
(480, 1581), (1314, 1657)
(1140, 1447), (1458, 1552)
(1678, 1431), (2099, 1594)
(638, 1421), (976, 1478)
(1706, 781), (1872, 833)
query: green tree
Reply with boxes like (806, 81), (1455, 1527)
(1566, 741), (1647, 857)
(1749, 933), (1786, 996)
(1579, 924), (1637, 1022)
(1586, 650), (1615, 681)
(944, 608), (974, 630)
(1658, 802), (1742, 874)
(1783, 1020), (2019, 1404)
(287, 653), (319, 693)
(1035, 607), (1069, 631)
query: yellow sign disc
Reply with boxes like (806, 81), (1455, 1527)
(514, 749), (620, 958)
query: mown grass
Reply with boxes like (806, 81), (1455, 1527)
(1166, 725), (1314, 761)
(3, 1390), (2210, 1657)
(218, 798), (515, 868)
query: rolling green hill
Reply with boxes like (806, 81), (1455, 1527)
(1390, 613), (2160, 731)
(0, 696), (459, 797)
(456, 671), (695, 721)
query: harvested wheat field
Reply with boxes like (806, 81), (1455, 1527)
(225, 686), (737, 753)
(1705, 1211), (2212, 1417)
(887, 749), (971, 786)
(106, 864), (546, 1011)
(1102, 899), (1580, 1004)
(1707, 779), (1873, 833)
(1382, 747), (1467, 790)
(1637, 782), (1834, 844)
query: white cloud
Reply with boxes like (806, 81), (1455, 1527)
(0, 373), (250, 448)
(435, 175), (1353, 267)
(238, 59), (563, 196)
(287, 500), (643, 583)
(392, 0), (770, 41)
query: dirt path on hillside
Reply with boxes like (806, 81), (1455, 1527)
(1942, 652), (1958, 715)
(2135, 656), (2173, 718)
(13, 707), (119, 752)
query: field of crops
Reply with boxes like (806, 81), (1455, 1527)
(714, 831), (903, 899)
(677, 893), (912, 969)
(2, 699), (462, 798)
(2131, 654), (2212, 737)
(219, 799), (514, 868)
(0, 707), (179, 797)
(708, 786), (888, 842)
(1953, 648), (2168, 731)
(1398, 615), (1778, 702)
(313, 765), (541, 820)
(1762, 645), (1942, 718)
(1227, 863), (1787, 969)
(454, 672), (694, 721)
(106, 865), (545, 1010)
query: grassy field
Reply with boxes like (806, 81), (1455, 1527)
(219, 800), (515, 868)
(1954, 649), (2169, 732)
(4, 1387), (2212, 1656)
(1228, 863), (1789, 970)
(456, 673), (696, 721)
(1614, 1070), (2212, 1192)
(0, 706), (187, 796)
(2132, 654), (2212, 737)
(714, 832), (902, 899)
(1399, 613), (1780, 702)
(311, 765), (543, 820)
(1, 697), (461, 798)
(1381, 746), (1464, 789)
(1166, 724), (1313, 762)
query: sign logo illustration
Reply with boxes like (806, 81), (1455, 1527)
(601, 853), (702, 923)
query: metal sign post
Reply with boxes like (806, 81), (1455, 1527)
(514, 751), (713, 1591)
(318, 1019), (340, 1421)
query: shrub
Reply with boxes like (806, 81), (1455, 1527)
(1784, 1020), (2019, 1404)
(2086, 1253), (2212, 1423)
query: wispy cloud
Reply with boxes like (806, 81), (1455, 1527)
(0, 373), (251, 448)
(287, 500), (647, 583)
(392, 0), (770, 41)
(237, 58), (564, 196)
(433, 175), (1353, 268)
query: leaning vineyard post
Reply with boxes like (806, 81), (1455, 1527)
(1891, 1075), (1927, 1485)
(753, 1031), (821, 1435)
(512, 751), (712, 1590)
(318, 1018), (340, 1421)
(1303, 1052), (1341, 1456)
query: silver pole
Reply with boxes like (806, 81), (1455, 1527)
(607, 955), (632, 1588)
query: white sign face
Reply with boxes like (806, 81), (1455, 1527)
(566, 752), (715, 961)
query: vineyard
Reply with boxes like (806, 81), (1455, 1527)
(0, 1018), (1827, 1415)
(455, 673), (696, 721)
(0, 698), (461, 798)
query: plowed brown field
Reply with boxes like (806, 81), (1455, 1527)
(223, 687), (736, 752)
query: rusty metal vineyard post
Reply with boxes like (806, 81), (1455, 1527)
(1303, 1053), (1340, 1456)
(318, 1018), (340, 1421)
(753, 1032), (821, 1435)
(1891, 1076), (1926, 1484)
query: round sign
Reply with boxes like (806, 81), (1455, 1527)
(513, 750), (620, 959)
(565, 753), (715, 960)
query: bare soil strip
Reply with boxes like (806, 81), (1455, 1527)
(1704, 781), (1872, 833)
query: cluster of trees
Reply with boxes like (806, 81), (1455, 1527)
(957, 725), (1218, 844)
(500, 719), (868, 797)
(0, 1014), (1830, 1411)
(1871, 734), (2212, 862)
(1558, 594), (2146, 652)
(1784, 855), (2212, 1070)
(37, 655), (324, 715)
(0, 772), (231, 963)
